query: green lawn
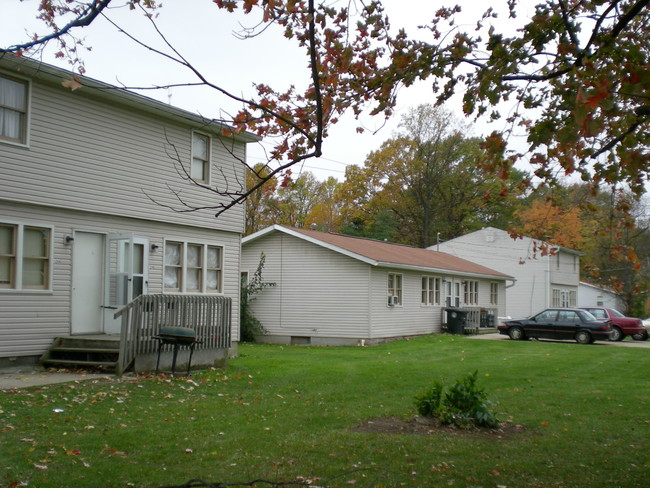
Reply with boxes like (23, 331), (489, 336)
(1, 335), (649, 487)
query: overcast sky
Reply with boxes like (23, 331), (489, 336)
(0, 0), (532, 181)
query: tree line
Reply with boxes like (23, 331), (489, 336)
(246, 105), (650, 315)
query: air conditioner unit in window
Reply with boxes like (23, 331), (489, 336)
(388, 296), (398, 306)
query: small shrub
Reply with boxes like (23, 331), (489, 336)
(240, 253), (275, 342)
(415, 371), (499, 429)
(414, 381), (444, 417)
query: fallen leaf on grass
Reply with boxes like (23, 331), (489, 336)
(103, 448), (127, 457)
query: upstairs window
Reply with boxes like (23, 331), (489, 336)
(191, 132), (210, 182)
(0, 74), (28, 144)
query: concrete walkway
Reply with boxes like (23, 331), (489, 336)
(0, 366), (114, 390)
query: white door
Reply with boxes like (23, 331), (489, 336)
(71, 232), (105, 334)
(103, 235), (149, 334)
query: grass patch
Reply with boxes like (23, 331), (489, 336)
(1, 335), (649, 487)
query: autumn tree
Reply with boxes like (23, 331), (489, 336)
(245, 163), (278, 235)
(571, 186), (649, 314)
(336, 105), (527, 247)
(304, 176), (343, 232)
(3, 1), (648, 230)
(263, 171), (324, 228)
(515, 198), (584, 249)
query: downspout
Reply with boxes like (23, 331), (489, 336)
(546, 250), (552, 308)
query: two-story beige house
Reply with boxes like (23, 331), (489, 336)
(0, 55), (258, 370)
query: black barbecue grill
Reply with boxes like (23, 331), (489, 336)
(153, 326), (201, 375)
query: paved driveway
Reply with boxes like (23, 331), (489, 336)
(469, 332), (650, 348)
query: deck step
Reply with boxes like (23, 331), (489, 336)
(50, 347), (119, 354)
(40, 336), (120, 372)
(41, 358), (118, 367)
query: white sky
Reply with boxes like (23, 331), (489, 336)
(0, 0), (534, 181)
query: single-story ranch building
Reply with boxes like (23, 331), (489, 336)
(241, 225), (514, 345)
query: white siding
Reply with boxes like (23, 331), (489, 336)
(0, 201), (241, 358)
(0, 75), (246, 233)
(242, 230), (509, 343)
(436, 227), (550, 318)
(550, 251), (580, 287)
(578, 282), (625, 310)
(242, 232), (372, 341)
(369, 268), (441, 338)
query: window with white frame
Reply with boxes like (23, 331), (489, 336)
(463, 280), (479, 305)
(421, 276), (441, 306)
(387, 273), (402, 305)
(0, 223), (51, 290)
(0, 74), (28, 144)
(164, 241), (222, 293)
(191, 132), (210, 182)
(490, 282), (498, 305)
(552, 288), (576, 307)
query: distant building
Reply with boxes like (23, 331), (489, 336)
(434, 227), (582, 318)
(242, 225), (512, 345)
(578, 282), (625, 311)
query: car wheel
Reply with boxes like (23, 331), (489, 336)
(609, 326), (624, 342)
(508, 326), (525, 341)
(575, 330), (592, 344)
(632, 330), (649, 341)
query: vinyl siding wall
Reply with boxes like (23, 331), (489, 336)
(369, 268), (441, 338)
(0, 201), (241, 359)
(550, 251), (580, 287)
(369, 270), (506, 338)
(0, 72), (246, 233)
(242, 231), (508, 344)
(242, 233), (372, 342)
(436, 228), (549, 318)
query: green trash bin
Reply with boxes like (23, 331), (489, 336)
(447, 309), (468, 335)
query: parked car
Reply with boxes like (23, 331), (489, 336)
(498, 308), (613, 344)
(578, 307), (646, 341)
(637, 318), (650, 341)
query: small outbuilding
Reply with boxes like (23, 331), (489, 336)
(241, 225), (513, 345)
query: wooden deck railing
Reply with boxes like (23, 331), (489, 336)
(115, 294), (232, 375)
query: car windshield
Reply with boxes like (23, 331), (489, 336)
(610, 309), (625, 318)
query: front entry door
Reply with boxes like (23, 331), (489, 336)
(71, 232), (105, 334)
(103, 234), (149, 334)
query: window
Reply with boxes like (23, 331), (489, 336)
(206, 246), (222, 292)
(387, 273), (402, 305)
(552, 288), (576, 307)
(0, 74), (28, 144)
(191, 132), (210, 182)
(0, 222), (50, 290)
(421, 276), (441, 306)
(463, 280), (479, 305)
(164, 241), (222, 293)
(490, 282), (498, 305)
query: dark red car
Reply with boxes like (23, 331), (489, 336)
(578, 307), (646, 341)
